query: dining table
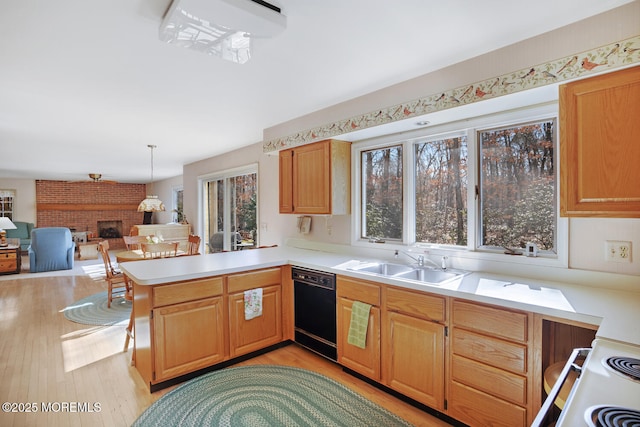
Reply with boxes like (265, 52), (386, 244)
(116, 248), (186, 263)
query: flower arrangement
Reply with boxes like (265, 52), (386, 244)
(146, 234), (163, 244)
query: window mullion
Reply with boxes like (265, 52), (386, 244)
(467, 129), (479, 251)
(405, 140), (415, 245)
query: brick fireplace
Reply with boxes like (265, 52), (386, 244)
(35, 180), (147, 250)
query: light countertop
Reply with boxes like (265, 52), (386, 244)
(119, 246), (640, 347)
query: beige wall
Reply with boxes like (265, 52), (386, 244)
(264, 2), (640, 143)
(151, 175), (184, 225)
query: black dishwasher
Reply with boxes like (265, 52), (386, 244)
(292, 267), (337, 361)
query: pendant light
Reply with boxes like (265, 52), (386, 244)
(137, 145), (165, 215)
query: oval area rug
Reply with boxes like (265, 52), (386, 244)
(62, 291), (131, 326)
(133, 365), (413, 426)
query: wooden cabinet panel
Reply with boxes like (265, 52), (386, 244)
(451, 354), (527, 406)
(227, 267), (281, 293)
(228, 284), (282, 357)
(452, 299), (527, 342)
(278, 139), (350, 215)
(279, 149), (294, 214)
(293, 141), (332, 214)
(386, 286), (445, 322)
(452, 328), (527, 374)
(449, 381), (527, 427)
(0, 246), (20, 275)
(337, 276), (380, 306)
(153, 277), (223, 307)
(560, 65), (640, 217)
(153, 297), (225, 382)
(384, 311), (445, 410)
(337, 297), (381, 380)
(449, 298), (537, 427)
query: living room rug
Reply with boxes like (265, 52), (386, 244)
(133, 365), (413, 427)
(61, 291), (131, 326)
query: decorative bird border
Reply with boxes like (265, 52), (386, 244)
(263, 35), (640, 152)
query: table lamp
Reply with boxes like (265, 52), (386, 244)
(0, 217), (17, 247)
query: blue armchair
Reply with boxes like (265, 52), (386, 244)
(28, 227), (75, 273)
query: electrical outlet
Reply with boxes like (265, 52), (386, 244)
(605, 240), (632, 263)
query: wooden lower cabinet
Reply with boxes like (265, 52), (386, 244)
(448, 298), (541, 427)
(383, 286), (446, 410)
(227, 267), (283, 358)
(228, 284), (282, 357)
(337, 276), (381, 381)
(337, 278), (446, 410)
(335, 277), (542, 427)
(384, 311), (445, 410)
(337, 298), (381, 380)
(153, 297), (225, 382)
(133, 267), (285, 390)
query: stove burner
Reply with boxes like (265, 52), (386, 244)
(604, 356), (640, 383)
(586, 406), (640, 427)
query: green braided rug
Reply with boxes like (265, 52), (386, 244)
(62, 291), (131, 326)
(133, 365), (413, 426)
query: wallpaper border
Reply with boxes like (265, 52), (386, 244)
(263, 35), (640, 152)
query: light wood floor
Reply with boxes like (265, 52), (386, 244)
(0, 267), (452, 427)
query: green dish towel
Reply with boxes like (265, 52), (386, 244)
(347, 301), (372, 349)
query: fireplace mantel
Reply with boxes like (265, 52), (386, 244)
(37, 203), (139, 211)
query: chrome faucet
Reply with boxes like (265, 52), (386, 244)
(395, 250), (448, 270)
(394, 250), (427, 267)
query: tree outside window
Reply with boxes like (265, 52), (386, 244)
(361, 146), (403, 240)
(415, 136), (468, 246)
(479, 119), (556, 251)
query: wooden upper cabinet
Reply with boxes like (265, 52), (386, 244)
(279, 139), (351, 215)
(279, 149), (294, 213)
(560, 66), (640, 217)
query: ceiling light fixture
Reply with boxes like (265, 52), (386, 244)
(137, 145), (165, 223)
(159, 0), (286, 64)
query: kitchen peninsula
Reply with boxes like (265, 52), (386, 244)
(120, 245), (640, 425)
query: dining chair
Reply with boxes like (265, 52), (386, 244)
(187, 234), (201, 255)
(123, 235), (148, 250)
(98, 240), (128, 308)
(141, 242), (179, 259)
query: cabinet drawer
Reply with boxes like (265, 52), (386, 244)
(448, 381), (527, 427)
(451, 354), (527, 405)
(452, 328), (527, 374)
(227, 267), (281, 293)
(153, 277), (224, 307)
(337, 276), (380, 306)
(1, 252), (17, 259)
(386, 287), (445, 322)
(452, 299), (527, 342)
(0, 260), (17, 270)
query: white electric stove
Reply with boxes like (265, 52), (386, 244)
(553, 338), (640, 427)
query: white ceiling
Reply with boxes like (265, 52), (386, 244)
(0, 0), (634, 183)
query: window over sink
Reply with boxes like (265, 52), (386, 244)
(354, 103), (563, 259)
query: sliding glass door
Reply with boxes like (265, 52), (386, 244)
(201, 166), (258, 253)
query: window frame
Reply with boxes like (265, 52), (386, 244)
(351, 102), (567, 268)
(0, 189), (16, 220)
(197, 164), (259, 253)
